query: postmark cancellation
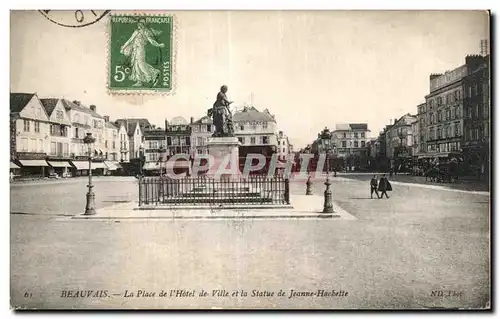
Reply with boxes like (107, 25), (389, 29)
(108, 14), (175, 95)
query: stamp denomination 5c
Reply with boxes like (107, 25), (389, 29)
(108, 15), (174, 94)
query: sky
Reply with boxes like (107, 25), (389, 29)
(10, 10), (489, 149)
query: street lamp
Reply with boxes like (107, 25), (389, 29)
(139, 143), (144, 177)
(159, 146), (165, 177)
(83, 132), (96, 215)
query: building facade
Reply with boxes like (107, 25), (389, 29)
(424, 65), (466, 160)
(233, 106), (278, 160)
(331, 123), (370, 158)
(462, 54), (490, 178)
(103, 116), (119, 161)
(384, 114), (417, 160)
(277, 130), (292, 161)
(165, 117), (192, 157)
(10, 93), (51, 176)
(190, 115), (214, 156)
(115, 118), (151, 160)
(116, 122), (129, 162)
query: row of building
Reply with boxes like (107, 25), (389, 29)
(10, 94), (294, 177)
(368, 40), (490, 177)
(302, 40), (490, 177)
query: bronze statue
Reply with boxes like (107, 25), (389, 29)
(208, 85), (234, 137)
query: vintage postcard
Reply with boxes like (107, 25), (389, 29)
(10, 10), (490, 310)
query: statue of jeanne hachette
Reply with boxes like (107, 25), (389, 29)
(208, 85), (234, 137)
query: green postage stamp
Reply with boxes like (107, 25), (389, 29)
(108, 15), (174, 94)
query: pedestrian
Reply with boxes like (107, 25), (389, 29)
(370, 175), (379, 199)
(378, 174), (390, 199)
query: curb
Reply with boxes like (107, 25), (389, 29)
(71, 213), (343, 220)
(134, 204), (294, 211)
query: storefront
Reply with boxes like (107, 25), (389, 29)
(71, 160), (90, 176)
(10, 162), (20, 180)
(18, 159), (49, 178)
(47, 160), (72, 177)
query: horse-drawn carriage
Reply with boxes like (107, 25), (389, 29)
(424, 162), (459, 183)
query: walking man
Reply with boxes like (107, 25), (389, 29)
(370, 175), (379, 199)
(378, 174), (390, 199)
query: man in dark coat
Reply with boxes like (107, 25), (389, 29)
(378, 174), (390, 199)
(370, 175), (379, 199)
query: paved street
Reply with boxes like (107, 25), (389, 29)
(10, 176), (490, 309)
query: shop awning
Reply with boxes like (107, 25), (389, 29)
(113, 161), (123, 169)
(48, 161), (72, 168)
(92, 162), (106, 169)
(165, 160), (191, 168)
(19, 160), (49, 167)
(104, 161), (118, 171)
(10, 162), (19, 169)
(143, 162), (161, 171)
(71, 161), (89, 170)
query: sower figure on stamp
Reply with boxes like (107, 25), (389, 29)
(120, 19), (165, 87)
(208, 85), (234, 137)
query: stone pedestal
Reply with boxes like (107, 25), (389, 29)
(207, 136), (241, 181)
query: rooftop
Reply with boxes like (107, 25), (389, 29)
(233, 106), (276, 123)
(61, 99), (103, 119)
(10, 93), (36, 113)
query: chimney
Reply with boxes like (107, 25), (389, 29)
(103, 116), (109, 123)
(90, 105), (96, 112)
(164, 119), (168, 131)
(429, 73), (442, 81)
(394, 118), (397, 125)
(480, 39), (489, 56)
(72, 100), (81, 106)
(190, 117), (194, 124)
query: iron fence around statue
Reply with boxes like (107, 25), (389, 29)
(138, 175), (290, 207)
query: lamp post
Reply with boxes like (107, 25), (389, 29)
(83, 132), (96, 215)
(139, 143), (144, 177)
(159, 146), (165, 177)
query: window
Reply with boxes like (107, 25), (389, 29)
(23, 120), (30, 132)
(197, 137), (203, 146)
(250, 137), (256, 145)
(29, 138), (36, 152)
(56, 110), (64, 120)
(252, 124), (257, 130)
(34, 122), (40, 133)
(185, 137), (191, 146)
(263, 122), (268, 129)
(361, 141), (366, 148)
(354, 141), (359, 148)
(93, 120), (98, 128)
(74, 127), (79, 139)
(240, 125), (244, 131)
(437, 127), (442, 139)
(193, 126), (199, 132)
(361, 132), (365, 138)
(282, 148), (286, 153)
(238, 137), (244, 144)
(38, 139), (43, 152)
(484, 122), (489, 137)
(166, 137), (172, 146)
(278, 140), (281, 145)
(341, 141), (346, 147)
(354, 133), (358, 138)
(468, 86), (472, 98)
(20, 138), (28, 151)
(343, 132), (346, 138)
(446, 109), (450, 120)
(262, 136), (269, 144)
